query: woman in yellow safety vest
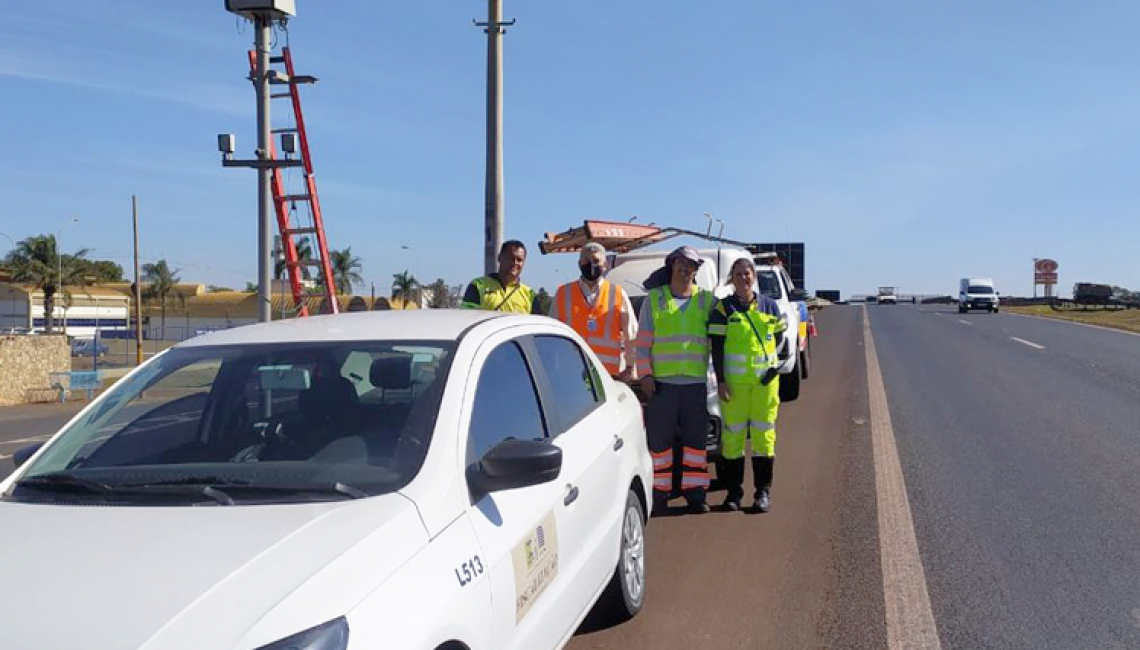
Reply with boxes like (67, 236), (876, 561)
(708, 258), (787, 513)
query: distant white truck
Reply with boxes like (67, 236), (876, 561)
(959, 278), (999, 313)
(877, 286), (898, 305)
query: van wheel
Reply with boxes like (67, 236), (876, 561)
(779, 368), (800, 402)
(799, 341), (810, 381)
(598, 489), (646, 621)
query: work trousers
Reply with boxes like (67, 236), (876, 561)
(719, 379), (780, 504)
(645, 382), (709, 506)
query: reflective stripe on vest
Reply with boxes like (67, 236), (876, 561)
(723, 304), (781, 383)
(554, 280), (625, 374)
(648, 286), (711, 378)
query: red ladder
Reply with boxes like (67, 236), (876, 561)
(247, 46), (338, 316)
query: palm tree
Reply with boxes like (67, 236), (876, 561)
(329, 247), (364, 295)
(142, 260), (185, 340)
(5, 234), (89, 334)
(275, 237), (314, 280)
(391, 270), (419, 309)
(427, 278), (454, 308)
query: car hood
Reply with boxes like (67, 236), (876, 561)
(0, 494), (428, 650)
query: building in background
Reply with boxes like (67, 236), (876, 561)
(0, 283), (130, 338)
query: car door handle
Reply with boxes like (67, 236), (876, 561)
(612, 436), (624, 451)
(563, 486), (580, 506)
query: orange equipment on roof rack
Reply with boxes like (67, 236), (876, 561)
(539, 219), (759, 255)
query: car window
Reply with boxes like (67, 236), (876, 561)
(467, 341), (546, 463)
(11, 341), (455, 504)
(533, 335), (603, 434)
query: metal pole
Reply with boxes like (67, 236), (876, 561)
(133, 196), (144, 366)
(255, 15), (274, 323)
(483, 0), (505, 275)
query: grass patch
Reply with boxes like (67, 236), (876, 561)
(1006, 305), (1140, 334)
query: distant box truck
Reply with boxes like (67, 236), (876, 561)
(959, 278), (998, 313)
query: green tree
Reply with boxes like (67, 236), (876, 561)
(244, 281), (258, 293)
(391, 270), (420, 309)
(142, 260), (185, 340)
(534, 287), (553, 315)
(275, 238), (314, 280)
(5, 234), (90, 333)
(329, 247), (364, 295)
(427, 278), (455, 308)
(75, 259), (124, 283)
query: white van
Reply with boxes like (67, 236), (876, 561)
(606, 245), (810, 402)
(959, 278), (999, 313)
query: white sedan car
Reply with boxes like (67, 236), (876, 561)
(0, 311), (652, 650)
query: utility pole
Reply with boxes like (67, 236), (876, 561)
(221, 1), (298, 323)
(476, 0), (514, 275)
(133, 196), (143, 366)
(254, 15), (274, 323)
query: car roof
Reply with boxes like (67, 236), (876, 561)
(176, 310), (520, 347)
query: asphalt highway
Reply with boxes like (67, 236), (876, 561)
(5, 305), (1140, 649)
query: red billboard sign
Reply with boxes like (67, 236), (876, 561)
(1035, 259), (1058, 285)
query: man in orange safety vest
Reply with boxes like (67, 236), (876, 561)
(550, 241), (638, 380)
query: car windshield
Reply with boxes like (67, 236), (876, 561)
(968, 286), (993, 294)
(7, 340), (455, 505)
(758, 271), (782, 299)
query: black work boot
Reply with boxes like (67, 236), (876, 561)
(751, 456), (774, 513)
(720, 458), (746, 511)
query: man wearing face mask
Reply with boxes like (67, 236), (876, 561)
(550, 241), (638, 381)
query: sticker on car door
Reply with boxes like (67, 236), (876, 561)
(512, 511), (559, 623)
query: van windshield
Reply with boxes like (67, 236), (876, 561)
(759, 271), (782, 299)
(968, 286), (994, 294)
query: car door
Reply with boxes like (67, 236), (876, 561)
(462, 337), (572, 650)
(527, 334), (624, 615)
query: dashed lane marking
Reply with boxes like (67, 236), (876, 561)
(958, 319), (973, 326)
(1011, 337), (1045, 350)
(864, 307), (943, 650)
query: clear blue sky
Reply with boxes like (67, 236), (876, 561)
(3, 1), (1139, 298)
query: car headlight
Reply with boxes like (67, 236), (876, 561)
(255, 617), (349, 650)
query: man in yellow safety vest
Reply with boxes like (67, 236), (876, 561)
(460, 240), (540, 314)
(634, 246), (715, 514)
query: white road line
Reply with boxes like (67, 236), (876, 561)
(0, 435), (53, 446)
(863, 308), (942, 650)
(1010, 337), (1045, 350)
(958, 319), (973, 326)
(0, 454), (11, 461)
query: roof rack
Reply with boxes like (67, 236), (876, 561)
(539, 219), (763, 255)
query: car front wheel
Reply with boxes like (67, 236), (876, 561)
(599, 489), (646, 621)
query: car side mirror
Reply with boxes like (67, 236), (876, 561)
(790, 289), (809, 301)
(468, 439), (562, 494)
(12, 442), (44, 469)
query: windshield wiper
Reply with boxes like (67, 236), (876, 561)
(15, 473), (115, 494)
(122, 478), (369, 501)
